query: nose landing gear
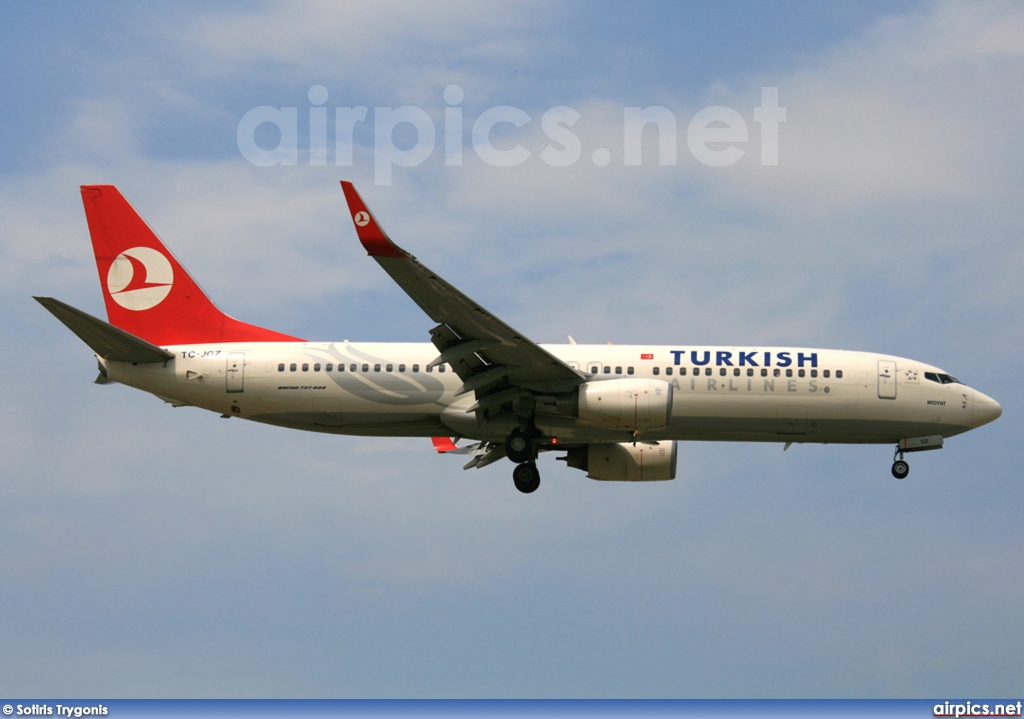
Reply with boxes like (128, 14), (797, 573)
(891, 444), (910, 479)
(891, 457), (910, 479)
(890, 435), (943, 480)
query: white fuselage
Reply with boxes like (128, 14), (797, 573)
(102, 343), (1000, 447)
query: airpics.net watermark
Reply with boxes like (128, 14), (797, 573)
(237, 85), (786, 185)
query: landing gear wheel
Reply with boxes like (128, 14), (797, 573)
(891, 460), (910, 480)
(513, 462), (541, 494)
(505, 428), (534, 464)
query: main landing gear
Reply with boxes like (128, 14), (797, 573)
(506, 427), (541, 493)
(512, 461), (541, 494)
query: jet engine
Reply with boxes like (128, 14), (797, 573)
(566, 378), (674, 432)
(561, 440), (677, 481)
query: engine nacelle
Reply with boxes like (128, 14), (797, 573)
(562, 441), (677, 481)
(576, 378), (673, 432)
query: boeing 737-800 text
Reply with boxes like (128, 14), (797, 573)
(36, 183), (1002, 493)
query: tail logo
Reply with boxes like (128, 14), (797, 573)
(354, 211), (370, 227)
(106, 247), (174, 311)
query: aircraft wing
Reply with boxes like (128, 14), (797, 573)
(341, 182), (584, 413)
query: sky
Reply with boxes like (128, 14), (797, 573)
(1, 0), (1022, 699)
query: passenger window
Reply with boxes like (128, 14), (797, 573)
(836, 370), (844, 379)
(786, 369), (793, 378)
(627, 367), (634, 375)
(653, 367), (660, 376)
(823, 369), (830, 378)
(615, 366), (622, 374)
(326, 363), (333, 372)
(810, 369), (817, 378)
(705, 367), (712, 376)
(667, 367), (674, 376)
(798, 369), (805, 378)
(747, 369), (754, 377)
(374, 364), (381, 372)
(338, 364), (345, 372)
(733, 368), (740, 377)
(362, 364), (369, 372)
(399, 364), (406, 372)
(278, 363), (285, 372)
(773, 369), (781, 377)
(603, 367), (611, 374)
(289, 363), (297, 372)
(314, 363), (321, 372)
(590, 366), (598, 374)
(719, 368), (727, 376)
(386, 364), (393, 372)
(350, 364), (357, 372)
(761, 368), (768, 377)
(412, 364), (420, 372)
(439, 365), (446, 373)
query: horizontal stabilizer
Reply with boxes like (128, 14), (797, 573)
(34, 296), (175, 364)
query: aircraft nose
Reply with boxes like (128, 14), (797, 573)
(973, 390), (1003, 428)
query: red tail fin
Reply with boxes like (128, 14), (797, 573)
(81, 185), (302, 345)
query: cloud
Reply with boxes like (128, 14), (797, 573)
(175, 0), (555, 100)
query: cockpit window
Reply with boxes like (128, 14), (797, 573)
(925, 371), (962, 385)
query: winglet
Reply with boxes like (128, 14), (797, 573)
(340, 181), (406, 258)
(431, 436), (459, 453)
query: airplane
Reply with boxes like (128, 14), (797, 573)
(36, 183), (1002, 493)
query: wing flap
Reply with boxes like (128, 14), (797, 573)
(461, 441), (507, 470)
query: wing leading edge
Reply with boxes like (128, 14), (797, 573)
(340, 181), (585, 421)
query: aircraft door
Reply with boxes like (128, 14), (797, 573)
(226, 352), (245, 393)
(878, 360), (897, 400)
